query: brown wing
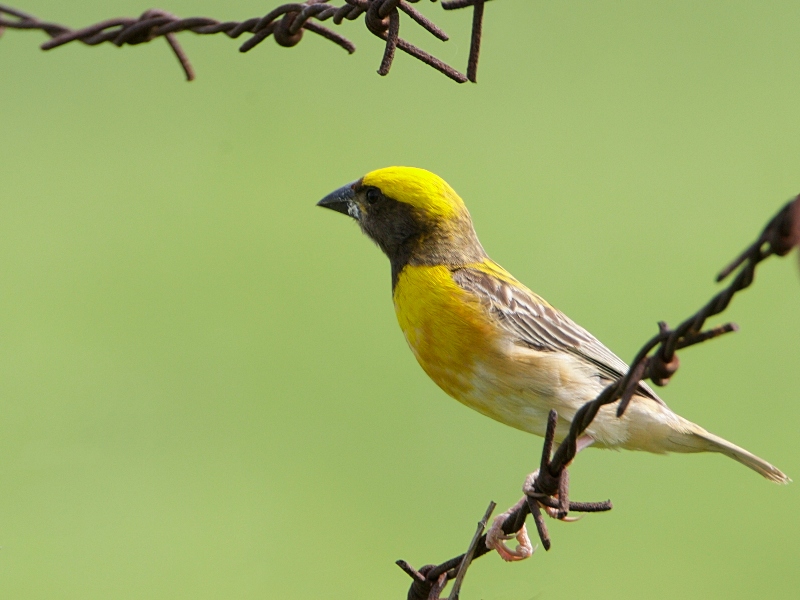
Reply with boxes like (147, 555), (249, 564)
(451, 266), (665, 405)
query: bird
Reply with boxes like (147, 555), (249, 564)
(316, 166), (789, 547)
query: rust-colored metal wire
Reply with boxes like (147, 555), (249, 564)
(398, 196), (800, 600)
(0, 1), (489, 83)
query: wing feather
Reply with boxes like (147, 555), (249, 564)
(451, 265), (664, 405)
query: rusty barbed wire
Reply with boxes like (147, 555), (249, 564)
(398, 195), (800, 600)
(0, 0), (489, 83)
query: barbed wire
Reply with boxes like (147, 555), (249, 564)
(397, 195), (800, 600)
(0, 0), (489, 83)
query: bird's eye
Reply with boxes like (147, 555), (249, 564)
(365, 188), (381, 204)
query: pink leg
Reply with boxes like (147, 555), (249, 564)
(485, 498), (535, 561)
(486, 435), (596, 560)
(576, 434), (595, 453)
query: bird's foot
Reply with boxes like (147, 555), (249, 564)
(485, 498), (535, 562)
(522, 469), (580, 521)
(541, 506), (583, 522)
(522, 469), (540, 495)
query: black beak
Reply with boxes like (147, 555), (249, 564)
(317, 182), (359, 219)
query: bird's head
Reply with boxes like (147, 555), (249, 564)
(317, 166), (486, 282)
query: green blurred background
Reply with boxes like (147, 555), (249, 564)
(1, 1), (799, 598)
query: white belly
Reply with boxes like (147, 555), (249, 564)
(453, 342), (691, 452)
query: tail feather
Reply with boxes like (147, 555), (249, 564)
(695, 430), (790, 484)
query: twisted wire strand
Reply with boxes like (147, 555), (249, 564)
(0, 1), (486, 82)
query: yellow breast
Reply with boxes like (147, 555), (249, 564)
(393, 264), (498, 399)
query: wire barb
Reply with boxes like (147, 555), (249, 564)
(0, 1), (490, 83)
(447, 502), (495, 600)
(399, 194), (799, 600)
